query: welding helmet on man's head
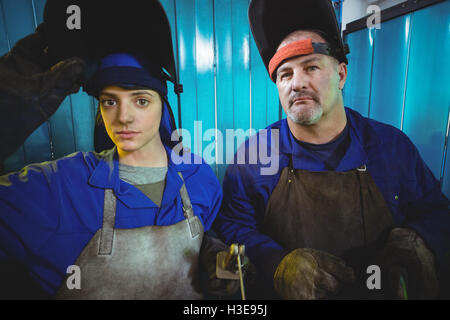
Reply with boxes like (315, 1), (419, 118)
(248, 0), (349, 81)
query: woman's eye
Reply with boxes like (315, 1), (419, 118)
(101, 99), (116, 107)
(136, 98), (149, 106)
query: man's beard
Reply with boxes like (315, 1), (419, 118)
(286, 91), (323, 125)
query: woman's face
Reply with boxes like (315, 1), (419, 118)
(99, 86), (163, 154)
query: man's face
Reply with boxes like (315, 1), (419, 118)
(275, 31), (347, 126)
(99, 86), (163, 154)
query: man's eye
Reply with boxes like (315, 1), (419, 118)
(101, 99), (116, 107)
(279, 72), (292, 80)
(307, 66), (319, 71)
(136, 98), (149, 107)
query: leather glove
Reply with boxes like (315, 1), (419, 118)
(374, 227), (438, 299)
(273, 248), (355, 300)
(0, 23), (85, 162)
(199, 235), (254, 297)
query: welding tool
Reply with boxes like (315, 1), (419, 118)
(216, 243), (247, 300)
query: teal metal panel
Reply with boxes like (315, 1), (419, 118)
(68, 93), (96, 152)
(343, 28), (375, 117)
(33, 0), (46, 24)
(231, 0), (250, 135)
(249, 25), (280, 132)
(175, 0), (198, 157)
(442, 110), (450, 201)
(194, 0), (215, 163)
(49, 96), (76, 159)
(369, 15), (411, 129)
(266, 74), (280, 125)
(159, 0), (180, 129)
(249, 30), (267, 131)
(214, 0), (234, 181)
(402, 0), (450, 181)
(0, 0), (10, 55)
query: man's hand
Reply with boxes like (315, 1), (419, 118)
(273, 248), (355, 299)
(374, 228), (438, 299)
(0, 24), (85, 162)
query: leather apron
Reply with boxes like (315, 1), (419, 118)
(56, 172), (204, 300)
(263, 157), (395, 298)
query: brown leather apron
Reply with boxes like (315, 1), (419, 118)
(263, 158), (395, 298)
(56, 173), (204, 300)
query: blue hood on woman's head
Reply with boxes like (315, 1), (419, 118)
(85, 53), (178, 149)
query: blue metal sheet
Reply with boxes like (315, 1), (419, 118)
(175, 0), (198, 157)
(0, 0), (10, 55)
(68, 92), (97, 152)
(266, 79), (280, 126)
(249, 30), (267, 132)
(343, 28), (375, 117)
(214, 0), (234, 182)
(402, 0), (450, 181)
(231, 0), (250, 135)
(194, 0), (215, 165)
(442, 110), (450, 201)
(159, 0), (180, 129)
(369, 15), (411, 129)
(33, 0), (46, 24)
(250, 28), (280, 132)
(48, 96), (76, 159)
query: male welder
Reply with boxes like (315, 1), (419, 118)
(213, 0), (450, 299)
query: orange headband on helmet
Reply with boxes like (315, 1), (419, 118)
(268, 38), (333, 82)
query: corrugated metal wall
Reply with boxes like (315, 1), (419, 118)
(344, 0), (450, 199)
(1, 0), (449, 200)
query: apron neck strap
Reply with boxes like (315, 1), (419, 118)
(178, 172), (201, 238)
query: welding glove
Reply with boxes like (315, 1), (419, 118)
(273, 248), (355, 300)
(374, 227), (438, 299)
(199, 235), (254, 297)
(0, 23), (85, 162)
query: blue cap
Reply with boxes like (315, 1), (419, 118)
(84, 53), (168, 97)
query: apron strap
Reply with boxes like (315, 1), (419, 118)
(178, 172), (201, 238)
(99, 188), (116, 255)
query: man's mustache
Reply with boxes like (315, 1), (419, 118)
(289, 91), (319, 106)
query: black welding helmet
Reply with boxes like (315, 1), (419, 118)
(42, 0), (178, 86)
(248, 0), (349, 79)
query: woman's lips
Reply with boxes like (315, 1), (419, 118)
(116, 131), (140, 139)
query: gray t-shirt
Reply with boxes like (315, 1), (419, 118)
(119, 163), (168, 207)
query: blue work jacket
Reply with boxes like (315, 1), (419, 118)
(213, 107), (450, 281)
(0, 146), (222, 295)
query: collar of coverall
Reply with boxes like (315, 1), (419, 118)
(268, 38), (333, 82)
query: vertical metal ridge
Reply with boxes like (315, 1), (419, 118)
(230, 0), (235, 131)
(439, 105), (450, 189)
(0, 0), (11, 50)
(248, 0), (252, 132)
(194, 0), (200, 156)
(400, 14), (413, 132)
(212, 0), (219, 173)
(367, 28), (376, 119)
(173, 0), (182, 130)
(31, 0), (38, 28)
(69, 96), (77, 151)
